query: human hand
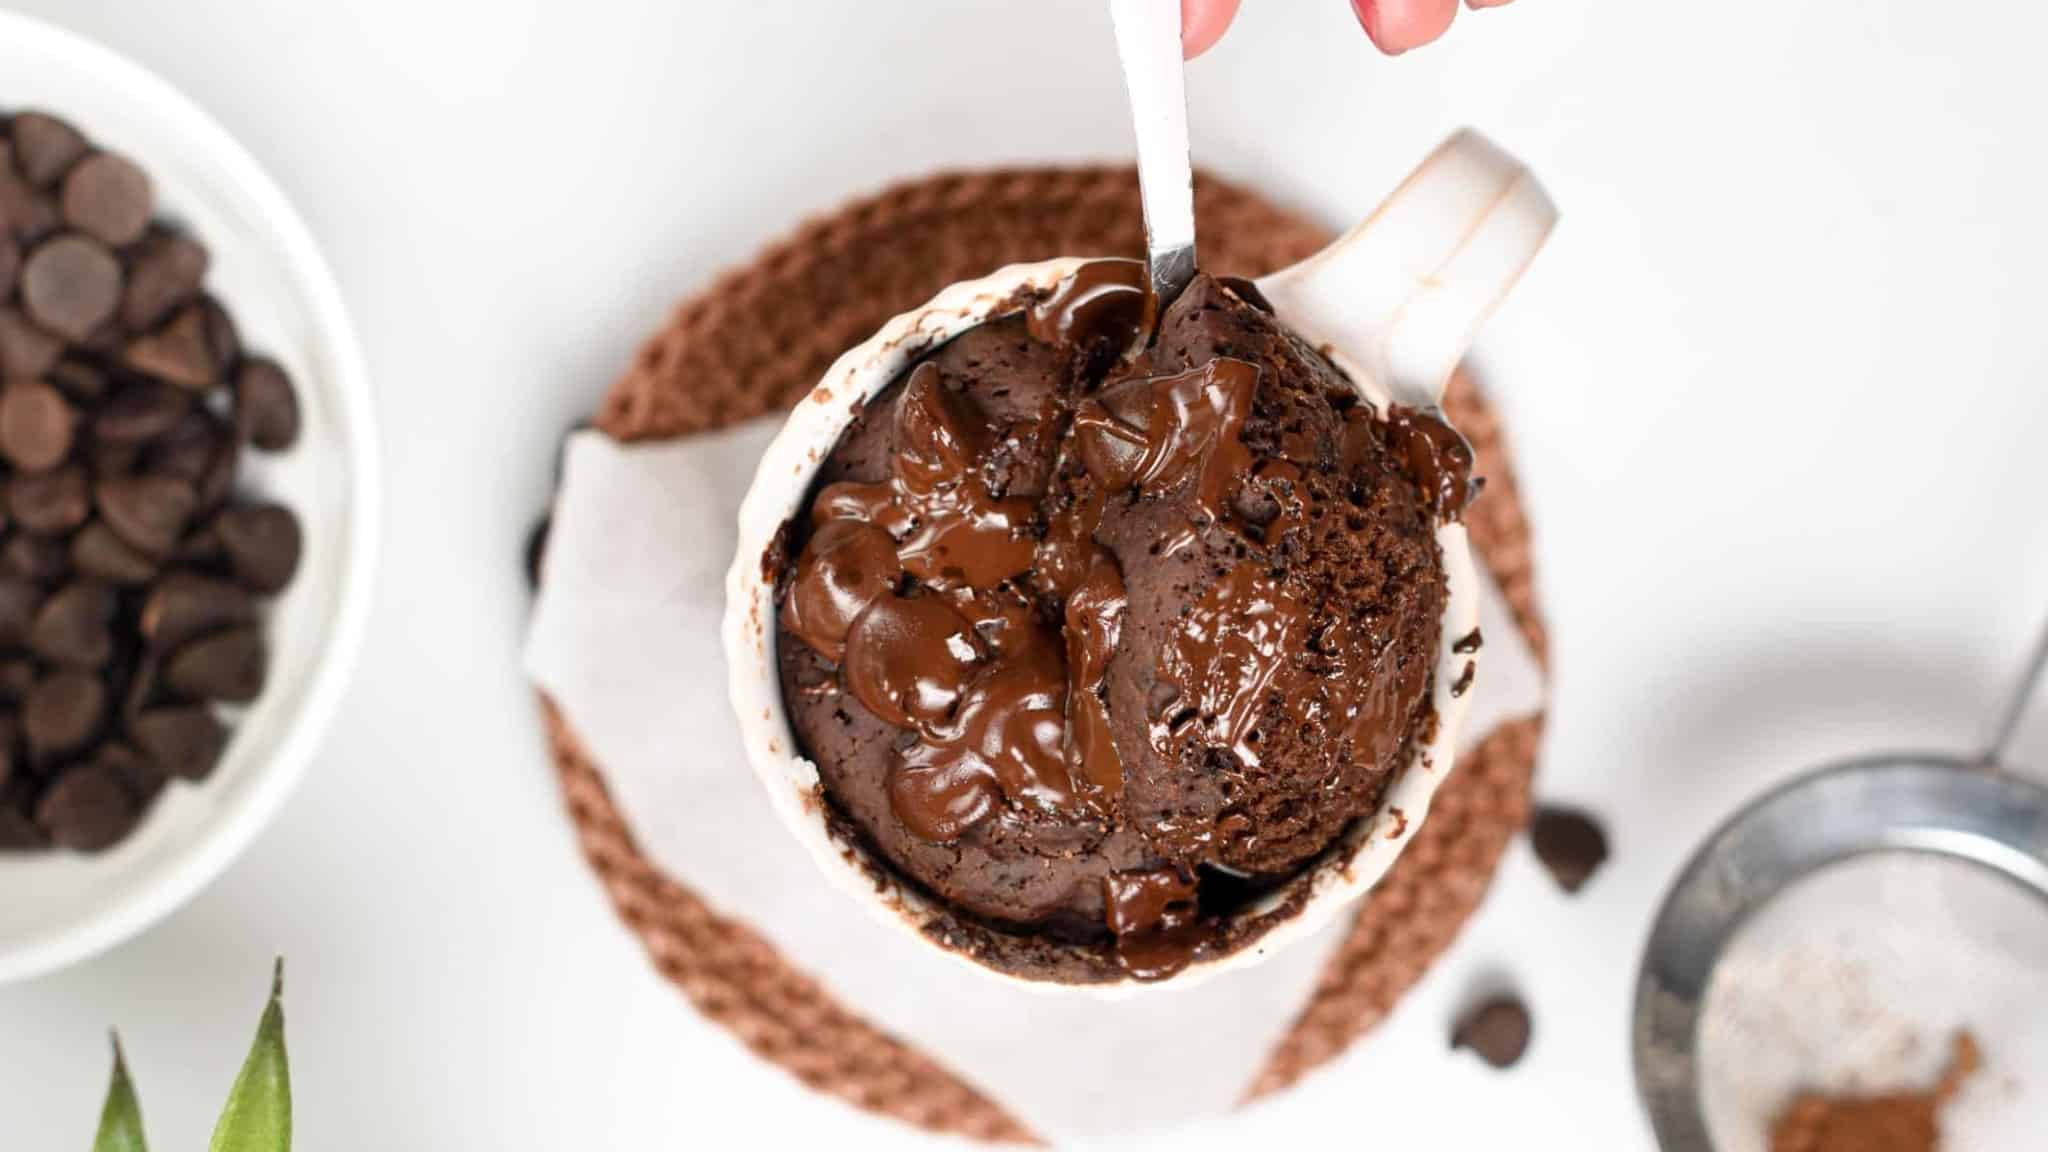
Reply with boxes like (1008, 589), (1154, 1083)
(1181, 0), (1517, 58)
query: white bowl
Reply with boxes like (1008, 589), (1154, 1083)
(723, 131), (1554, 990)
(0, 11), (378, 984)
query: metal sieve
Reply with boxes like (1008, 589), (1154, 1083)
(1635, 617), (2048, 1148)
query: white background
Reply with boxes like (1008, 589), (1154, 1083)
(3, 1), (2048, 1148)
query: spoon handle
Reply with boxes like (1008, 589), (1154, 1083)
(1985, 611), (2048, 765)
(1110, 0), (1197, 306)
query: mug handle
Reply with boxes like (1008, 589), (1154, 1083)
(1256, 128), (1557, 409)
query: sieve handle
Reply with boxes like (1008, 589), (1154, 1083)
(1984, 612), (2048, 766)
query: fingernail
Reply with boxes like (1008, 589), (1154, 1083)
(1349, 0), (1391, 51)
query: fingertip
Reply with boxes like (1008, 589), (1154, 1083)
(1466, 0), (1516, 9)
(1351, 0), (1460, 55)
(1181, 0), (1241, 58)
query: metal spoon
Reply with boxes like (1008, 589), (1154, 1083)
(1110, 0), (1198, 308)
(1634, 611), (2048, 1149)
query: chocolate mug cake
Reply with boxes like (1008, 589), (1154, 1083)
(770, 260), (1472, 982)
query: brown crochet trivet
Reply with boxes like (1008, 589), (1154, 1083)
(538, 166), (1547, 1143)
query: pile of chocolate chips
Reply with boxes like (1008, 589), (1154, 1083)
(0, 110), (303, 854)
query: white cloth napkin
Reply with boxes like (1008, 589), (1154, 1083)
(524, 420), (1545, 1142)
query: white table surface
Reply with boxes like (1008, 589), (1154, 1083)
(3, 1), (2047, 1148)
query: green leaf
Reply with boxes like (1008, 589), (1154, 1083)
(208, 959), (291, 1152)
(92, 1033), (147, 1152)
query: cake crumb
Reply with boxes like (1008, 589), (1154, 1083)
(1768, 1032), (1980, 1152)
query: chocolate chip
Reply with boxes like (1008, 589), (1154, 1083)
(234, 358), (300, 451)
(0, 173), (56, 243)
(119, 648), (159, 723)
(199, 296), (240, 373)
(29, 582), (114, 668)
(195, 439), (236, 512)
(96, 473), (195, 555)
(47, 358), (108, 402)
(71, 520), (158, 585)
(164, 626), (264, 702)
(124, 304), (215, 389)
(24, 671), (105, 760)
(0, 580), (35, 647)
(146, 412), (221, 482)
(217, 503), (301, 593)
(1, 532), (67, 584)
(97, 740), (164, 807)
(95, 378), (191, 443)
(1529, 806), (1609, 894)
(120, 230), (208, 331)
(10, 113), (87, 187)
(131, 706), (225, 782)
(0, 658), (35, 701)
(35, 764), (135, 853)
(8, 463), (89, 534)
(59, 152), (152, 248)
(1451, 995), (1532, 1069)
(0, 378), (75, 471)
(21, 233), (121, 341)
(0, 307), (63, 377)
(140, 573), (253, 648)
(0, 802), (46, 849)
(0, 113), (293, 857)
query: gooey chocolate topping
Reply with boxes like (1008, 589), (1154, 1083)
(776, 261), (1472, 981)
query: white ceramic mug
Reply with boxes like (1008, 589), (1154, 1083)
(724, 129), (1555, 990)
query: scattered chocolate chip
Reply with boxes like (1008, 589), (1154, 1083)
(29, 582), (114, 668)
(1, 531), (68, 584)
(233, 358), (299, 451)
(132, 706), (225, 782)
(9, 113), (88, 187)
(0, 234), (17, 298)
(35, 764), (136, 853)
(119, 229), (208, 331)
(164, 626), (265, 702)
(1451, 995), (1532, 1069)
(71, 520), (158, 584)
(24, 671), (105, 760)
(21, 233), (121, 341)
(216, 503), (301, 593)
(59, 152), (151, 248)
(123, 304), (215, 389)
(0, 378), (76, 471)
(8, 463), (90, 534)
(140, 573), (253, 648)
(96, 473), (195, 555)
(0, 307), (63, 377)
(1530, 805), (1609, 894)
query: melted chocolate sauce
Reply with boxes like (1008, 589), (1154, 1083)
(781, 259), (1468, 978)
